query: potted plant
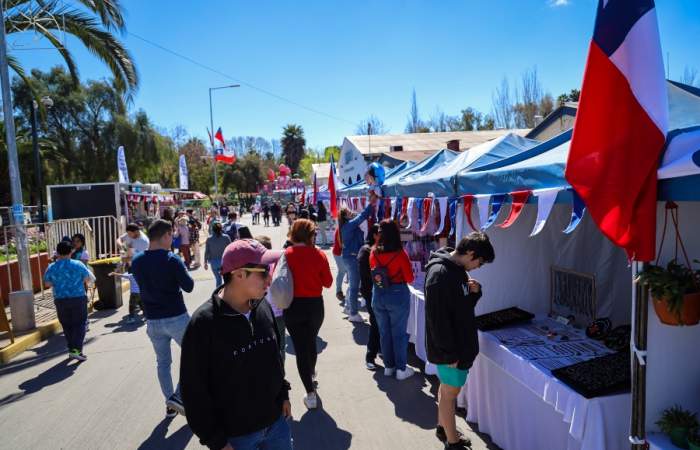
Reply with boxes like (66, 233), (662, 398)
(637, 260), (700, 326)
(656, 405), (699, 449)
(688, 430), (700, 450)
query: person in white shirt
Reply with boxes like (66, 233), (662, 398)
(118, 223), (150, 260)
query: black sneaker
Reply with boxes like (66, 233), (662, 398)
(166, 407), (177, 418)
(166, 395), (186, 416)
(436, 426), (471, 446)
(445, 441), (471, 450)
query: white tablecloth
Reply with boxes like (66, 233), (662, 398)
(407, 287), (631, 450)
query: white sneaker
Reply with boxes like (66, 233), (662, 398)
(384, 367), (396, 377)
(343, 305), (351, 315)
(396, 367), (415, 381)
(347, 314), (365, 323)
(303, 392), (318, 409)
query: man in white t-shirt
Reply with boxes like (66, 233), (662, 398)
(119, 223), (150, 258)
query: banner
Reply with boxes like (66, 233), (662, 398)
(480, 194), (506, 230)
(499, 191), (531, 228)
(117, 146), (129, 184)
(434, 197), (449, 235)
(179, 154), (188, 190)
(462, 195), (478, 232)
(563, 190), (586, 234)
(530, 188), (562, 237)
(448, 199), (458, 237)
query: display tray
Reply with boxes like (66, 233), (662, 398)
(551, 351), (631, 399)
(475, 307), (535, 331)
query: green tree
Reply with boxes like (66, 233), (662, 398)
(180, 138), (214, 194)
(557, 89), (581, 105)
(323, 145), (341, 162)
(298, 149), (322, 182)
(355, 115), (388, 135)
(281, 124), (306, 173)
(220, 152), (265, 193)
(4, 0), (138, 97)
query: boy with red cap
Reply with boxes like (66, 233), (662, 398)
(180, 239), (292, 450)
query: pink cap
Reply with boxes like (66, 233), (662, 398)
(221, 239), (281, 274)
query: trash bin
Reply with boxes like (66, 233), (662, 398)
(89, 259), (123, 309)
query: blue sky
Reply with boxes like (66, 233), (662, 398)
(11, 0), (700, 150)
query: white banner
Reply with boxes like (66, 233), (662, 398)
(530, 188), (562, 237)
(475, 194), (491, 230)
(434, 197), (449, 235)
(117, 146), (129, 184)
(179, 154), (189, 190)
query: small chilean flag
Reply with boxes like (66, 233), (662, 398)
(214, 127), (236, 164)
(565, 0), (668, 261)
(328, 155), (338, 219)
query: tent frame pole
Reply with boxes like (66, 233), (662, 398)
(630, 262), (649, 450)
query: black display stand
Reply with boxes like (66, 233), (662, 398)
(91, 263), (123, 309)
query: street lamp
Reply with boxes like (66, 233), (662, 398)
(31, 96), (53, 224)
(209, 84), (239, 198)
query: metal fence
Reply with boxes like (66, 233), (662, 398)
(1, 215), (120, 305)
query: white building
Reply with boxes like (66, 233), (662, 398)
(338, 129), (530, 186)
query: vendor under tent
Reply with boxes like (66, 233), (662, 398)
(398, 133), (540, 198)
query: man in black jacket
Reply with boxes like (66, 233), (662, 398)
(180, 239), (291, 450)
(425, 232), (495, 450)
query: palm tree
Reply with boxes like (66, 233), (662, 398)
(281, 124), (305, 173)
(4, 0), (138, 97)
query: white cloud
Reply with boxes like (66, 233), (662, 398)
(549, 0), (571, 6)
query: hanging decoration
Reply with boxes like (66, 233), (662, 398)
(384, 198), (392, 219)
(448, 199), (458, 237)
(530, 188), (562, 237)
(499, 191), (531, 228)
(475, 194), (491, 230)
(415, 198), (425, 232)
(405, 198), (416, 229)
(420, 198), (434, 234)
(434, 197), (449, 235)
(563, 190), (586, 234)
(462, 195), (478, 232)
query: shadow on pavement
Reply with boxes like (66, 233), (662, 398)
(138, 418), (193, 450)
(103, 315), (146, 333)
(0, 357), (82, 409)
(372, 367), (437, 430)
(285, 335), (328, 356)
(350, 321), (369, 346)
(291, 407), (352, 450)
(0, 336), (96, 378)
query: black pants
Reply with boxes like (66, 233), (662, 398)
(284, 297), (324, 393)
(54, 296), (88, 352)
(128, 292), (142, 316)
(362, 288), (381, 363)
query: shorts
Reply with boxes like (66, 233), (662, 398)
(436, 364), (469, 388)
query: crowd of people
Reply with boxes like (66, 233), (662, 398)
(41, 193), (496, 450)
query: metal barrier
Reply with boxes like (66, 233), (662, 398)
(1, 215), (120, 306)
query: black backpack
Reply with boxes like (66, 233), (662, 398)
(371, 251), (399, 290)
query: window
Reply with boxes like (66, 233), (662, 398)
(356, 174), (361, 182)
(348, 177), (353, 185)
(344, 150), (353, 165)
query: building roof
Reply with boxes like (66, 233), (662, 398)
(311, 163), (331, 178)
(343, 129), (531, 155)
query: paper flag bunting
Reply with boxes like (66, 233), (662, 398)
(530, 188), (562, 236)
(384, 198), (392, 219)
(377, 198), (385, 220)
(480, 194), (506, 230)
(474, 195), (491, 230)
(420, 198), (433, 234)
(499, 191), (531, 228)
(463, 195), (478, 232)
(563, 190), (586, 234)
(394, 197), (402, 221)
(360, 197), (367, 209)
(405, 198), (416, 229)
(434, 197), (449, 235)
(448, 199), (458, 237)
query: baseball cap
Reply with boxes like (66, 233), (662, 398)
(221, 239), (281, 274)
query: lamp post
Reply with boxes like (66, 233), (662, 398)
(0, 2), (32, 290)
(30, 96), (53, 224)
(208, 84), (239, 197)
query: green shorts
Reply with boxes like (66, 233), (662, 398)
(436, 364), (469, 388)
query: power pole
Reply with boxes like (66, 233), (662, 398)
(0, 2), (32, 291)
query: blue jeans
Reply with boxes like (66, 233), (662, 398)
(228, 415), (293, 450)
(342, 255), (360, 315)
(373, 283), (410, 370)
(333, 254), (347, 295)
(209, 258), (223, 286)
(146, 312), (190, 401)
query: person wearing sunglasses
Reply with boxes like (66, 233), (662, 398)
(425, 231), (495, 450)
(180, 238), (293, 450)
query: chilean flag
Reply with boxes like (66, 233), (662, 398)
(214, 127), (236, 164)
(328, 155), (338, 219)
(565, 0), (668, 261)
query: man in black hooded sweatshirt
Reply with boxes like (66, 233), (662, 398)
(425, 231), (495, 450)
(180, 239), (291, 450)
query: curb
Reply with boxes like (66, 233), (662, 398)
(0, 280), (127, 365)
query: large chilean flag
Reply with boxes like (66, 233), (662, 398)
(566, 0), (668, 261)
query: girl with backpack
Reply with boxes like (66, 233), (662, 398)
(369, 219), (414, 381)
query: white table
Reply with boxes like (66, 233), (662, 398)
(407, 287), (631, 450)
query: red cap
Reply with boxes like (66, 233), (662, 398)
(221, 239), (281, 274)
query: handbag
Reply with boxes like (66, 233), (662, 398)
(270, 252), (294, 309)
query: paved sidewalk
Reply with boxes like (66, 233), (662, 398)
(0, 215), (497, 450)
